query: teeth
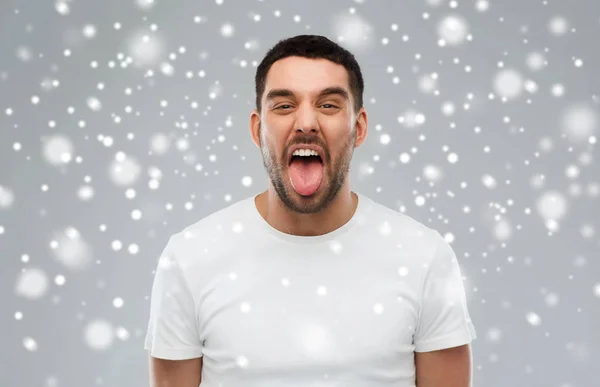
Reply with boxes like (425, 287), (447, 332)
(292, 149), (320, 157)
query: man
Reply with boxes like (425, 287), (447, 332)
(145, 35), (477, 387)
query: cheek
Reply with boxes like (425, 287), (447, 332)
(328, 132), (353, 155)
(262, 135), (287, 164)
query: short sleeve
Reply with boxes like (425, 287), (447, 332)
(413, 231), (477, 352)
(144, 235), (204, 360)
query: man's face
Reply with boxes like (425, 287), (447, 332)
(251, 56), (367, 214)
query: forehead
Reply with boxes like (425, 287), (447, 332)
(264, 56), (350, 98)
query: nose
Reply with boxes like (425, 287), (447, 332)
(296, 127), (318, 134)
(294, 104), (320, 134)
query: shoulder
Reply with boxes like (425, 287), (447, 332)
(165, 195), (256, 263)
(359, 193), (441, 248)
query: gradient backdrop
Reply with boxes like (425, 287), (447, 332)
(1, 0), (599, 386)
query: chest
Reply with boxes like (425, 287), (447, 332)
(196, 254), (420, 378)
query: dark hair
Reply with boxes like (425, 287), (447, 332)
(254, 35), (364, 114)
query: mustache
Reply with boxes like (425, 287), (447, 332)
(287, 136), (325, 149)
(285, 137), (327, 157)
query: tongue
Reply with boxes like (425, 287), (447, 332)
(289, 157), (323, 196)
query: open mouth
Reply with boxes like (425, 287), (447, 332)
(289, 154), (323, 165)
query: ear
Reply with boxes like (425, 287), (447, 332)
(353, 107), (368, 148)
(249, 109), (261, 149)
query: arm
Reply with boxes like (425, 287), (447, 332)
(144, 235), (205, 386)
(413, 231), (477, 386)
(415, 344), (472, 387)
(149, 355), (203, 387)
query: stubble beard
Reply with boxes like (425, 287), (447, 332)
(259, 126), (356, 214)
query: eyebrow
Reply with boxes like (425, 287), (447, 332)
(265, 86), (350, 103)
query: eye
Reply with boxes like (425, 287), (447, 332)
(275, 104), (293, 110)
(321, 104), (339, 109)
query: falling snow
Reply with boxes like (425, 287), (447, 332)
(1, 1), (599, 386)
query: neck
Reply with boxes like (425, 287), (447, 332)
(255, 188), (358, 237)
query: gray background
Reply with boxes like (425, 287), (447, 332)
(1, 0), (599, 386)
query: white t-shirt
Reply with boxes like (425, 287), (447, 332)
(144, 192), (477, 386)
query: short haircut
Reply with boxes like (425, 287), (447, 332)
(255, 35), (364, 114)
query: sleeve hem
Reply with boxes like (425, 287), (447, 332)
(145, 338), (203, 360)
(414, 322), (477, 353)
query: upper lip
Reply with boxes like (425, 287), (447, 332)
(288, 144), (324, 164)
